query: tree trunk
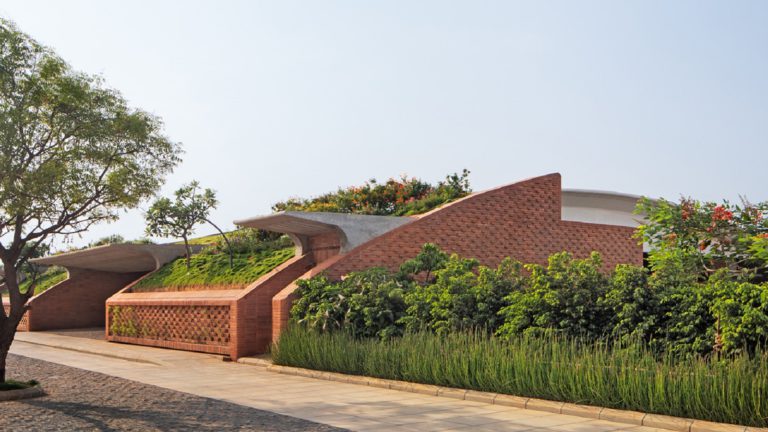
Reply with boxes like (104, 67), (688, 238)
(183, 236), (191, 270)
(0, 261), (27, 384)
(205, 218), (233, 269)
(0, 332), (8, 383)
(0, 304), (26, 383)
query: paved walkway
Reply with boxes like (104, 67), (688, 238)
(10, 332), (672, 432)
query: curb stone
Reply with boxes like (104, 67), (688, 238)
(0, 385), (45, 402)
(244, 359), (766, 432)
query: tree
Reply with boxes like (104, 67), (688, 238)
(0, 19), (181, 382)
(145, 181), (231, 269)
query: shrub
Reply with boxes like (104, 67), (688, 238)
(497, 252), (610, 339)
(290, 243), (768, 357)
(603, 265), (659, 343)
(709, 274), (768, 355)
(636, 197), (768, 281)
(272, 170), (471, 216)
(203, 229), (291, 255)
(291, 269), (408, 338)
(401, 255), (523, 334)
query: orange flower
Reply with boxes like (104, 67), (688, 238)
(712, 205), (733, 222)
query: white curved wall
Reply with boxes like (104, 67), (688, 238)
(561, 189), (649, 251)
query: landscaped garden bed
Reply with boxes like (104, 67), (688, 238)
(272, 170), (471, 216)
(105, 230), (308, 357)
(131, 247), (294, 292)
(276, 196), (768, 428)
(273, 327), (767, 427)
(130, 236), (294, 292)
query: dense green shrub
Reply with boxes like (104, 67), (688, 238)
(203, 230), (291, 255)
(498, 252), (609, 339)
(292, 244), (523, 337)
(272, 170), (471, 216)
(603, 265), (658, 344)
(273, 327), (768, 427)
(292, 269), (407, 338)
(402, 255), (523, 334)
(708, 274), (768, 355)
(290, 241), (768, 357)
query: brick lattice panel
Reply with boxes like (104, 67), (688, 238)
(2, 303), (29, 331)
(108, 304), (230, 346)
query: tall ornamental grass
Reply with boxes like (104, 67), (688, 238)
(273, 326), (768, 427)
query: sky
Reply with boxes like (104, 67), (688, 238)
(1, 1), (766, 249)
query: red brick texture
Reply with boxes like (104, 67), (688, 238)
(105, 255), (320, 360)
(2, 302), (29, 331)
(7, 269), (145, 332)
(230, 254), (316, 359)
(326, 173), (641, 277)
(271, 173), (642, 342)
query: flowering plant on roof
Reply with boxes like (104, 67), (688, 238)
(271, 170), (471, 216)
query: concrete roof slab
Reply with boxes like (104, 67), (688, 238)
(31, 244), (192, 273)
(234, 211), (413, 252)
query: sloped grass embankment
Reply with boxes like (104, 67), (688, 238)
(132, 247), (294, 292)
(273, 326), (768, 428)
(1, 267), (67, 297)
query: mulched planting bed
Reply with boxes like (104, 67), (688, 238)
(2, 354), (346, 432)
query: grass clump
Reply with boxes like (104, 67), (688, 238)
(133, 246), (294, 292)
(0, 379), (39, 391)
(273, 326), (768, 427)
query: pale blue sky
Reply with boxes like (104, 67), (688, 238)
(1, 1), (766, 247)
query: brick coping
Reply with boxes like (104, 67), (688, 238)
(238, 357), (765, 432)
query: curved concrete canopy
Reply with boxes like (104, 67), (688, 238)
(236, 189), (653, 254)
(561, 189), (649, 228)
(31, 244), (192, 273)
(234, 211), (412, 253)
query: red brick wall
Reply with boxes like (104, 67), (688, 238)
(324, 173), (641, 278)
(28, 268), (146, 331)
(306, 232), (341, 263)
(231, 254), (315, 359)
(271, 173), (642, 343)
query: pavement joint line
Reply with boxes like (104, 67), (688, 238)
(14, 339), (163, 366)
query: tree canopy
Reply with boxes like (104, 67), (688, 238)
(0, 18), (181, 382)
(145, 181), (219, 268)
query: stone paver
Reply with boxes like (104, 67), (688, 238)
(9, 331), (672, 432)
(3, 354), (343, 431)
